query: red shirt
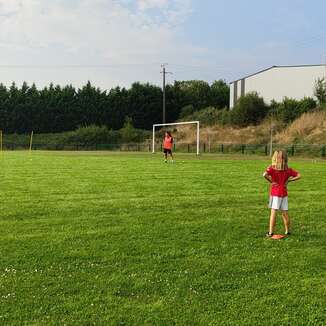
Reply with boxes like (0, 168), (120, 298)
(265, 166), (298, 197)
(163, 136), (173, 150)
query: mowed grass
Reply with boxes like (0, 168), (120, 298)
(0, 151), (325, 325)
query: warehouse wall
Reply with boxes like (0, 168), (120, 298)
(229, 65), (326, 108)
(230, 82), (234, 108)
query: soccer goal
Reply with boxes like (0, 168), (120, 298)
(152, 121), (200, 155)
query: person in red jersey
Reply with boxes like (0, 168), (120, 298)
(263, 150), (301, 237)
(163, 131), (174, 163)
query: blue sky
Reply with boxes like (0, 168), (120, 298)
(181, 0), (326, 80)
(0, 0), (325, 89)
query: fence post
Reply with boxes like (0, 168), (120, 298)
(241, 144), (245, 154)
(321, 145), (326, 157)
(291, 145), (295, 156)
(204, 143), (206, 153)
(187, 144), (190, 153)
(221, 144), (224, 153)
(265, 145), (268, 156)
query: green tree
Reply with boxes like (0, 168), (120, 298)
(0, 79), (231, 134)
(0, 84), (9, 131)
(179, 104), (195, 119)
(314, 78), (326, 105)
(210, 80), (230, 108)
(175, 80), (211, 111)
(276, 97), (316, 123)
(231, 92), (268, 126)
(126, 82), (162, 129)
(120, 117), (138, 142)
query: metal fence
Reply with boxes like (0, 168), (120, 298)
(170, 143), (326, 157)
(3, 142), (153, 152)
(2, 142), (326, 157)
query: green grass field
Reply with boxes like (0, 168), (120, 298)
(1, 152), (325, 325)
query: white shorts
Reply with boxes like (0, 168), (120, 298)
(269, 196), (288, 211)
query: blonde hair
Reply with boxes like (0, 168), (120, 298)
(271, 150), (288, 170)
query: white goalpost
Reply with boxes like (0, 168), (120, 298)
(152, 121), (200, 155)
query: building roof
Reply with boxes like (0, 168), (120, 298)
(229, 64), (326, 84)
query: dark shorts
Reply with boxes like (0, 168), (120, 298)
(164, 148), (172, 154)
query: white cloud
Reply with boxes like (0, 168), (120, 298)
(0, 0), (201, 89)
(0, 0), (22, 16)
(137, 0), (169, 11)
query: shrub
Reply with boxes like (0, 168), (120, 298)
(217, 108), (232, 125)
(179, 105), (195, 119)
(274, 97), (316, 123)
(179, 106), (223, 126)
(319, 102), (326, 110)
(314, 78), (326, 105)
(61, 125), (115, 145)
(119, 117), (139, 142)
(231, 92), (268, 126)
(119, 118), (152, 143)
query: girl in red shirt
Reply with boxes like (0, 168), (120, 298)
(263, 150), (301, 237)
(163, 131), (174, 163)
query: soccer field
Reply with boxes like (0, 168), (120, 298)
(1, 152), (325, 325)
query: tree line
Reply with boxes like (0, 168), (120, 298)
(0, 80), (229, 134)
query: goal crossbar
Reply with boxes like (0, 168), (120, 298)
(152, 121), (200, 155)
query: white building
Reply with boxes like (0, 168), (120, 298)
(229, 64), (326, 108)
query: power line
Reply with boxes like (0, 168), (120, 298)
(0, 63), (160, 69)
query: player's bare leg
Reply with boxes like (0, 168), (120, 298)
(281, 211), (290, 234)
(268, 209), (277, 235)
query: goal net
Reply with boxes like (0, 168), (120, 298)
(152, 121), (200, 155)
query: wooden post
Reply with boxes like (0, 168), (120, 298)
(29, 131), (34, 153)
(0, 130), (2, 153)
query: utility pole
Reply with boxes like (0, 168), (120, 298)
(161, 63), (172, 124)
